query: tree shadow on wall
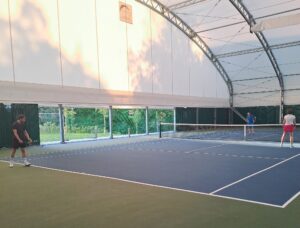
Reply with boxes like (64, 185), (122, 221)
(0, 0), (98, 87)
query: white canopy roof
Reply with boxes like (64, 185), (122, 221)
(140, 0), (300, 106)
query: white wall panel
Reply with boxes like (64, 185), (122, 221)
(273, 47), (300, 76)
(59, 0), (99, 88)
(151, 10), (173, 95)
(284, 76), (300, 90)
(189, 42), (205, 97)
(0, 81), (229, 107)
(1, 0), (232, 107)
(0, 0), (13, 82)
(216, 72), (229, 98)
(127, 0), (152, 93)
(234, 92), (280, 107)
(204, 24), (260, 55)
(203, 66), (218, 98)
(97, 0), (128, 91)
(285, 90), (300, 105)
(233, 78), (279, 94)
(189, 41), (229, 99)
(10, 0), (61, 85)
(172, 26), (189, 96)
(264, 24), (300, 45)
(221, 52), (275, 81)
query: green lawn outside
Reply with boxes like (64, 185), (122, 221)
(0, 161), (299, 228)
(40, 132), (110, 143)
(40, 132), (60, 142)
(40, 132), (149, 143)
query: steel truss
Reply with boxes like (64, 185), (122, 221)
(135, 0), (234, 106)
(168, 0), (208, 10)
(217, 40), (300, 59)
(230, 0), (285, 122)
(135, 0), (293, 122)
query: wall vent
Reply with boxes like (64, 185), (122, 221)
(119, 2), (133, 24)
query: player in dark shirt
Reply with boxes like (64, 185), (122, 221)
(10, 114), (32, 167)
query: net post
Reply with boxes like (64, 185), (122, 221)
(58, 104), (65, 144)
(145, 106), (149, 135)
(213, 108), (217, 130)
(109, 106), (113, 139)
(159, 122), (162, 139)
(279, 90), (284, 124)
(173, 107), (176, 132)
(243, 125), (247, 140)
(229, 108), (233, 124)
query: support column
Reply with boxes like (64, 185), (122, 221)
(58, 104), (65, 144)
(279, 90), (284, 124)
(214, 108), (217, 124)
(145, 106), (149, 135)
(109, 106), (113, 139)
(229, 106), (234, 124)
(173, 107), (176, 132)
(229, 95), (234, 124)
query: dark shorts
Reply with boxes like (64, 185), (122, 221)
(12, 139), (27, 149)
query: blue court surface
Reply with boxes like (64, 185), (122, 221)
(8, 138), (300, 208)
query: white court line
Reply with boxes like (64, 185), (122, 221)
(210, 153), (300, 195)
(180, 143), (228, 154)
(169, 137), (300, 148)
(0, 160), (283, 209)
(282, 191), (300, 208)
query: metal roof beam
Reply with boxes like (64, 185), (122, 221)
(229, 0), (284, 90)
(231, 73), (300, 83)
(169, 0), (208, 10)
(217, 40), (300, 58)
(230, 0), (284, 122)
(235, 88), (300, 96)
(217, 47), (264, 58)
(232, 76), (276, 82)
(135, 0), (234, 106)
(234, 90), (280, 95)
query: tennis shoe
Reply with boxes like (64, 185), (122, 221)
(24, 161), (31, 167)
(9, 162), (14, 168)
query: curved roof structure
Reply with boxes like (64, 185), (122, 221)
(136, 0), (300, 110)
(0, 0), (299, 112)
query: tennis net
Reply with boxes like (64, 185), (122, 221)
(159, 123), (300, 143)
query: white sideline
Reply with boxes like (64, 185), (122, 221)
(169, 137), (300, 148)
(210, 153), (300, 194)
(282, 191), (300, 208)
(0, 160), (284, 209)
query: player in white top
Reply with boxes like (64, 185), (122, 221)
(280, 109), (296, 148)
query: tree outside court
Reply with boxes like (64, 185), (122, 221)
(39, 107), (174, 143)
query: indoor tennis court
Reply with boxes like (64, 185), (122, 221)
(1, 0), (300, 227)
(3, 137), (300, 207)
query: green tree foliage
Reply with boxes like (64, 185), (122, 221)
(39, 106), (173, 142)
(39, 107), (59, 126)
(64, 108), (76, 132)
(112, 109), (146, 135)
(149, 109), (173, 133)
(64, 108), (109, 135)
(39, 107), (60, 140)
